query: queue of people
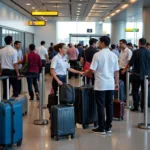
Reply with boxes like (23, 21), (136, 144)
(0, 35), (150, 135)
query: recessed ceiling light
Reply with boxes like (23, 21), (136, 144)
(77, 13), (80, 15)
(45, 19), (47, 21)
(77, 8), (81, 10)
(26, 3), (31, 6)
(121, 4), (129, 9)
(32, 7), (35, 9)
(111, 13), (116, 16)
(77, 10), (80, 12)
(115, 9), (121, 13)
(78, 4), (82, 6)
(130, 0), (137, 3)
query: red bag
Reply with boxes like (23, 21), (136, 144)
(83, 51), (92, 78)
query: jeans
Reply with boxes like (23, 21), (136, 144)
(52, 75), (66, 97)
(95, 90), (114, 130)
(2, 69), (19, 99)
(132, 77), (144, 109)
(26, 72), (39, 98)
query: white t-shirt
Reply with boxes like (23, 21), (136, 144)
(51, 53), (70, 75)
(119, 47), (132, 68)
(17, 49), (23, 70)
(90, 48), (119, 91)
(36, 46), (48, 60)
(0, 45), (18, 70)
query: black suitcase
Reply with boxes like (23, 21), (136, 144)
(47, 94), (58, 114)
(51, 105), (75, 141)
(74, 86), (98, 129)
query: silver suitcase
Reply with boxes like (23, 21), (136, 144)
(15, 94), (28, 116)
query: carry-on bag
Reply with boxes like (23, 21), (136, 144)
(0, 76), (23, 149)
(74, 76), (98, 129)
(51, 87), (75, 141)
(113, 89), (125, 121)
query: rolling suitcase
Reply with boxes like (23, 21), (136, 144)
(51, 105), (75, 141)
(15, 94), (28, 116)
(113, 90), (125, 121)
(74, 77), (98, 129)
(0, 76), (23, 149)
(51, 87), (75, 141)
(74, 85), (98, 129)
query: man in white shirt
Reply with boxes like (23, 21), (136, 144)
(36, 41), (49, 67)
(14, 41), (23, 94)
(84, 36), (119, 135)
(0, 36), (20, 99)
(119, 39), (132, 91)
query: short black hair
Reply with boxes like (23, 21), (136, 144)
(111, 44), (116, 49)
(127, 43), (133, 47)
(120, 39), (127, 45)
(139, 38), (146, 45)
(5, 36), (13, 45)
(55, 43), (66, 52)
(14, 41), (21, 45)
(100, 36), (110, 46)
(89, 38), (98, 46)
(29, 44), (35, 51)
(78, 43), (82, 47)
(50, 43), (53, 46)
(146, 42), (150, 46)
(41, 41), (45, 45)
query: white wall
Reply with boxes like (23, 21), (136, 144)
(0, 2), (35, 33)
(34, 22), (57, 48)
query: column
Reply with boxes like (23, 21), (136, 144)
(111, 21), (126, 44)
(143, 7), (150, 42)
(95, 22), (103, 35)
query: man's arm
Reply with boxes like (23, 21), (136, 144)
(13, 63), (20, 76)
(114, 71), (119, 90)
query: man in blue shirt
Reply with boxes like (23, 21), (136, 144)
(111, 44), (120, 58)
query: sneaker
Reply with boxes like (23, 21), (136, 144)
(130, 106), (139, 112)
(92, 128), (106, 135)
(106, 128), (112, 134)
(36, 93), (39, 101)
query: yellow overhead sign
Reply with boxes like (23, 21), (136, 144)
(32, 11), (58, 16)
(125, 28), (139, 32)
(28, 21), (46, 26)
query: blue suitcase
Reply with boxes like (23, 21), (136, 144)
(0, 101), (23, 148)
(51, 105), (75, 141)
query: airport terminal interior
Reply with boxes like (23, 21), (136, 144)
(0, 0), (150, 150)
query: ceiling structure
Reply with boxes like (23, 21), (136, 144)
(0, 0), (148, 22)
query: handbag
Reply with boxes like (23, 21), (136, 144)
(83, 51), (92, 78)
(20, 54), (28, 75)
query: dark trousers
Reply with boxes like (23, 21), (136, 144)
(86, 74), (95, 85)
(95, 90), (114, 130)
(2, 69), (18, 99)
(52, 75), (66, 97)
(119, 69), (126, 92)
(132, 77), (144, 109)
(26, 72), (39, 98)
(18, 70), (21, 94)
(41, 60), (46, 67)
(69, 60), (78, 79)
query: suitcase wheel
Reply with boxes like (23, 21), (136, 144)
(56, 136), (59, 141)
(17, 139), (22, 147)
(71, 134), (75, 139)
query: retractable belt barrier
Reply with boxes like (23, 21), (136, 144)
(126, 70), (150, 129)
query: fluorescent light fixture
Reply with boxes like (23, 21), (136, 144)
(130, 0), (137, 3)
(121, 4), (129, 9)
(111, 13), (116, 16)
(115, 9), (121, 13)
(26, 3), (31, 6)
(32, 7), (35, 9)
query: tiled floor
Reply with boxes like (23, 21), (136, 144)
(7, 76), (150, 150)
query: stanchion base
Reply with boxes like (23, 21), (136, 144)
(34, 119), (48, 125)
(138, 123), (150, 129)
